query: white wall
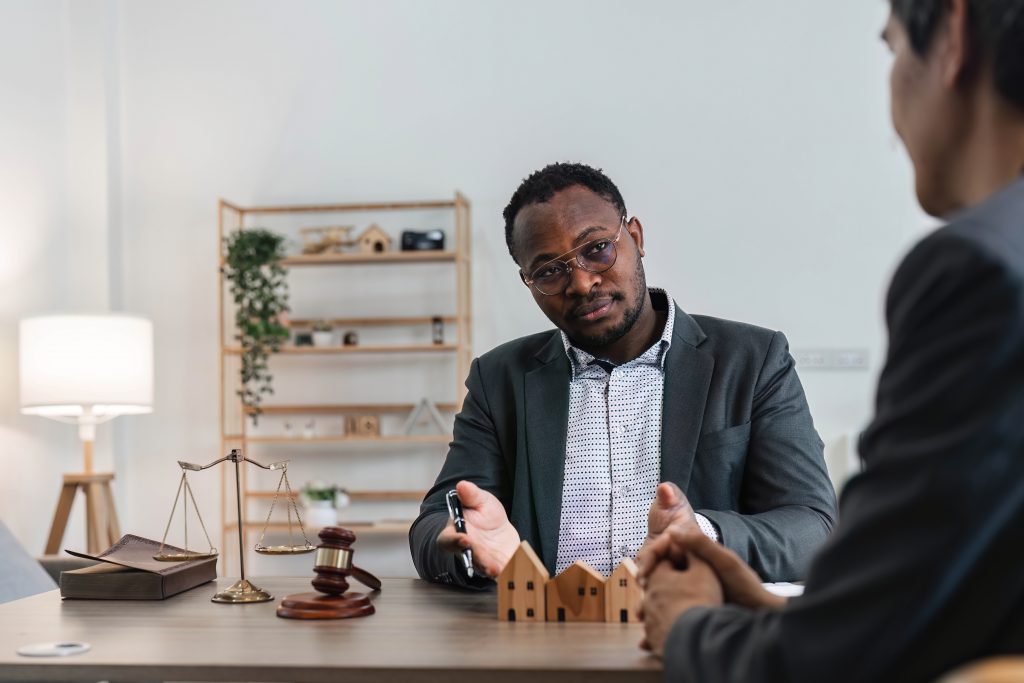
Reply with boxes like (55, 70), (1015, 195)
(0, 0), (927, 575)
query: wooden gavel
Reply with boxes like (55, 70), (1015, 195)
(277, 526), (382, 620)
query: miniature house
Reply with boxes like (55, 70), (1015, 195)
(605, 558), (641, 623)
(344, 415), (380, 437)
(497, 541), (549, 622)
(546, 560), (606, 622)
(357, 224), (392, 253)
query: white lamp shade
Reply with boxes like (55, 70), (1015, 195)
(19, 314), (154, 418)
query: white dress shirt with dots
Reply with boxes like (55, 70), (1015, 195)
(555, 288), (719, 576)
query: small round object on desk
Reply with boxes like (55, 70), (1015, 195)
(17, 642), (91, 657)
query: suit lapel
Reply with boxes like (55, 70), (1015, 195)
(524, 333), (571, 574)
(660, 306), (714, 492)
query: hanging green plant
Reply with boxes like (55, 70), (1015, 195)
(222, 228), (290, 422)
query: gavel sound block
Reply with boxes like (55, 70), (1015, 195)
(276, 526), (382, 619)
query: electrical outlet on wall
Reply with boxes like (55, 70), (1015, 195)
(792, 349), (870, 371)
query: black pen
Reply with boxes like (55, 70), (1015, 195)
(445, 489), (475, 578)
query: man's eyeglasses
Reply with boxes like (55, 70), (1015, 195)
(520, 217), (627, 296)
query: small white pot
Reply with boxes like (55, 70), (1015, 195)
(303, 500), (337, 529)
(312, 330), (334, 347)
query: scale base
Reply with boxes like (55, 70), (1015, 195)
(276, 591), (374, 619)
(211, 579), (273, 603)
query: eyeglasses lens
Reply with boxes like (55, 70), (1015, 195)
(531, 236), (618, 295)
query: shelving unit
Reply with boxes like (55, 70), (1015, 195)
(217, 194), (471, 575)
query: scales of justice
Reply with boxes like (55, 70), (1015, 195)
(154, 448), (315, 603)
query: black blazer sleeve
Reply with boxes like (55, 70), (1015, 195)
(664, 230), (1024, 682)
(409, 358), (503, 589)
(698, 330), (836, 581)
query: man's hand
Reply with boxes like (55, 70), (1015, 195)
(639, 556), (724, 658)
(636, 525), (787, 611)
(436, 480), (520, 577)
(645, 482), (698, 545)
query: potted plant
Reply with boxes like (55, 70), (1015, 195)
(311, 319), (334, 347)
(301, 480), (337, 529)
(222, 228), (290, 422)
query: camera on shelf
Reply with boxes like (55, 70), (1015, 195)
(400, 229), (445, 251)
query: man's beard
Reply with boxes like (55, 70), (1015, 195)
(570, 256), (647, 350)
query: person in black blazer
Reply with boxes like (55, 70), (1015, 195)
(636, 1), (1024, 680)
(409, 163), (837, 586)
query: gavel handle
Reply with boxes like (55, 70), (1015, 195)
(350, 564), (382, 591)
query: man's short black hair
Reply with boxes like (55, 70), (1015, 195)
(502, 162), (627, 260)
(890, 0), (1024, 109)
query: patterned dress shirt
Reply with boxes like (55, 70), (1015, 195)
(555, 288), (718, 576)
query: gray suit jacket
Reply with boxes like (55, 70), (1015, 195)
(409, 304), (837, 585)
(664, 178), (1024, 682)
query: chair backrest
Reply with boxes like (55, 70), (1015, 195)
(936, 657), (1024, 683)
(0, 520), (56, 604)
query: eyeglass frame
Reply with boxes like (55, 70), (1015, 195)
(519, 216), (629, 296)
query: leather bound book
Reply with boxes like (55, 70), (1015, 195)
(59, 534), (217, 600)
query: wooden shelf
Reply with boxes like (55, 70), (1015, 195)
(247, 490), (425, 502)
(246, 403), (457, 416)
(288, 316), (457, 328)
(225, 343), (458, 355)
(238, 434), (452, 444)
(236, 199), (457, 215)
(282, 251), (456, 266)
(228, 521), (413, 536)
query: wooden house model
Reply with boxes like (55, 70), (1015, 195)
(546, 560), (606, 622)
(497, 541), (549, 622)
(357, 224), (392, 253)
(344, 415), (380, 437)
(605, 558), (641, 623)
(496, 540), (644, 623)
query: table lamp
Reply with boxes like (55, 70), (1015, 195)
(19, 314), (154, 555)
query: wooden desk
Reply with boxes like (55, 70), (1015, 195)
(0, 577), (661, 682)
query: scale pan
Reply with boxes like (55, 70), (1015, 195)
(153, 551), (219, 562)
(255, 544), (316, 556)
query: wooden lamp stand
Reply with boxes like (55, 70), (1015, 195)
(44, 436), (121, 555)
(277, 526), (381, 619)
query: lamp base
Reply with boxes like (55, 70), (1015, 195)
(45, 473), (120, 555)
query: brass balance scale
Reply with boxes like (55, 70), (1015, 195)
(154, 448), (315, 603)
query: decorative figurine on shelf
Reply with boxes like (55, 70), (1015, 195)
(277, 526), (382, 620)
(401, 398), (447, 435)
(344, 415), (380, 437)
(400, 229), (445, 251)
(300, 226), (355, 255)
(343, 330), (359, 346)
(311, 320), (334, 347)
(356, 224), (392, 254)
(303, 419), (316, 439)
(431, 316), (444, 345)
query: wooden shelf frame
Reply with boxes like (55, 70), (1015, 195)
(237, 434), (452, 444)
(287, 316), (457, 328)
(227, 521), (413, 536)
(247, 490), (426, 502)
(282, 251), (457, 266)
(244, 402), (458, 416)
(224, 343), (458, 355)
(217, 193), (471, 576)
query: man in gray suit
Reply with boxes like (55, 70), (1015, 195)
(637, 0), (1024, 680)
(410, 162), (837, 586)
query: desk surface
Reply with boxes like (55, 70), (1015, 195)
(0, 577), (661, 682)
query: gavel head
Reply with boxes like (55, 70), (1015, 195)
(310, 526), (357, 596)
